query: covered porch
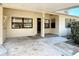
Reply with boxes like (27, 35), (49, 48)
(2, 7), (60, 44)
(0, 3), (79, 56)
(1, 5), (78, 44)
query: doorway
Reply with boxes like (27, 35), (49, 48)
(37, 18), (41, 34)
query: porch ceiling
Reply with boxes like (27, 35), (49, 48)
(2, 3), (79, 13)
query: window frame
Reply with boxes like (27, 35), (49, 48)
(23, 18), (33, 28)
(44, 19), (50, 28)
(65, 18), (76, 28)
(11, 17), (33, 29)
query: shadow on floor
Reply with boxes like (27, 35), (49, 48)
(65, 40), (79, 47)
(27, 34), (58, 39)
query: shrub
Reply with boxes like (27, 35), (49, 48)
(71, 21), (79, 44)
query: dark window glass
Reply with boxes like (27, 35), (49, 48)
(51, 18), (55, 28)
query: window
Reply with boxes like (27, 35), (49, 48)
(12, 17), (33, 29)
(45, 19), (50, 28)
(65, 18), (76, 28)
(23, 18), (33, 28)
(12, 17), (23, 29)
(51, 18), (55, 28)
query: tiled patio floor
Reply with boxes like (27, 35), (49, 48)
(1, 35), (79, 56)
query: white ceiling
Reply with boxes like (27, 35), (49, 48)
(2, 3), (79, 13)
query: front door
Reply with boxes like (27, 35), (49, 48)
(37, 18), (41, 34)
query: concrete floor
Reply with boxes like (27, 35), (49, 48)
(1, 35), (79, 56)
(3, 36), (68, 56)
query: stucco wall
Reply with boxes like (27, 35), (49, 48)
(3, 8), (42, 38)
(58, 15), (79, 36)
(4, 8), (79, 38)
(45, 14), (59, 35)
(3, 8), (58, 38)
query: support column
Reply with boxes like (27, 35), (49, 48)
(41, 12), (45, 37)
(0, 6), (3, 44)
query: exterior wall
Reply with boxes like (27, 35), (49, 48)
(3, 8), (59, 38)
(0, 6), (3, 44)
(3, 8), (79, 38)
(45, 14), (59, 35)
(3, 8), (42, 38)
(58, 15), (79, 36)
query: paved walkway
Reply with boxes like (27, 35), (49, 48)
(0, 36), (79, 56)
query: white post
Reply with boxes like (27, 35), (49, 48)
(41, 12), (45, 37)
(0, 6), (3, 44)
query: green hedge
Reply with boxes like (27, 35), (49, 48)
(71, 21), (79, 44)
